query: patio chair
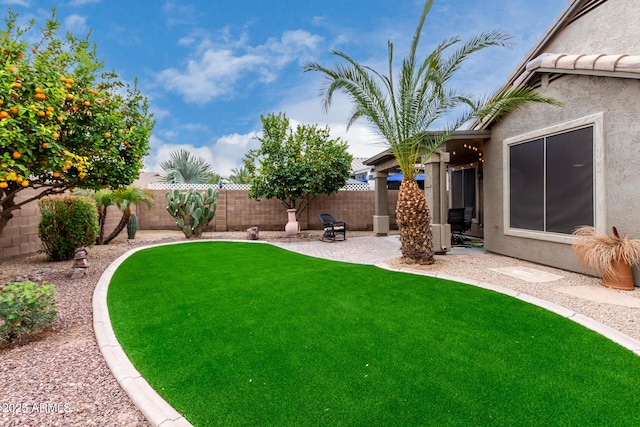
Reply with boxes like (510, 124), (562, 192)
(318, 213), (347, 242)
(448, 207), (472, 245)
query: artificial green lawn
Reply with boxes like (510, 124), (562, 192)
(107, 242), (640, 426)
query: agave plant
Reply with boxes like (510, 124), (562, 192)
(572, 226), (640, 282)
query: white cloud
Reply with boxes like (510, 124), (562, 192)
(0, 0), (30, 6)
(67, 0), (100, 5)
(155, 29), (323, 104)
(64, 15), (87, 34)
(144, 130), (261, 178)
(275, 85), (388, 160)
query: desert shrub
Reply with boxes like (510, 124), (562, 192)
(38, 195), (99, 261)
(0, 281), (57, 345)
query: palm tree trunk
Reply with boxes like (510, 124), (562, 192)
(102, 208), (131, 245)
(396, 180), (434, 264)
(96, 205), (107, 245)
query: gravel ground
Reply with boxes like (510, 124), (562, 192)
(0, 230), (638, 426)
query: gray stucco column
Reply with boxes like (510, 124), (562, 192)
(372, 170), (389, 236)
(423, 150), (451, 253)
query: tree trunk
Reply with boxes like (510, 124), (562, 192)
(102, 208), (131, 245)
(96, 205), (107, 245)
(396, 180), (434, 264)
(0, 192), (17, 238)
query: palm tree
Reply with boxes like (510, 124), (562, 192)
(304, 0), (559, 264)
(229, 166), (251, 184)
(101, 187), (154, 244)
(91, 189), (117, 245)
(160, 149), (215, 184)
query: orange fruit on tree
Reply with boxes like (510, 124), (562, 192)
(42, 142), (48, 148)
(10, 107), (17, 114)
(0, 111), (9, 119)
(52, 132), (59, 139)
(104, 132), (111, 138)
(52, 172), (60, 178)
(21, 180), (29, 187)
(0, 182), (7, 189)
(66, 94), (74, 100)
(57, 116), (63, 122)
(12, 151), (21, 159)
(37, 110), (45, 116)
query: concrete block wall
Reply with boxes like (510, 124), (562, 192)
(0, 189), (42, 260)
(1, 189), (400, 262)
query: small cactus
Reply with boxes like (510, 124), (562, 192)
(127, 213), (138, 239)
(166, 188), (218, 238)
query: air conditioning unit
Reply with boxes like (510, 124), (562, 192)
(431, 223), (451, 254)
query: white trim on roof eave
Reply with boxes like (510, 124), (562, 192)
(531, 67), (640, 80)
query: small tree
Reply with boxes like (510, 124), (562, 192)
(77, 187), (154, 244)
(102, 187), (154, 244)
(0, 9), (154, 237)
(244, 113), (352, 219)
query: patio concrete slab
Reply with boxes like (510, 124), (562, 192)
(554, 285), (640, 308)
(488, 266), (564, 283)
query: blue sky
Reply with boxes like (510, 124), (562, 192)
(2, 0), (568, 176)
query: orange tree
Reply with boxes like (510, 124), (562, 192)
(243, 112), (352, 220)
(0, 9), (154, 236)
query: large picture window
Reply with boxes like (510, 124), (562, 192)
(508, 126), (594, 235)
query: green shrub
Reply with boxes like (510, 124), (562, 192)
(38, 195), (99, 261)
(0, 281), (57, 345)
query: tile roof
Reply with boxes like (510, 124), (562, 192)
(514, 53), (640, 86)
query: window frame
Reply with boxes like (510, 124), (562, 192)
(502, 113), (606, 244)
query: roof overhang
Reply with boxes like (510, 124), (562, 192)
(514, 53), (640, 86)
(363, 130), (491, 169)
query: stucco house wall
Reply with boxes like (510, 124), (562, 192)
(479, 0), (640, 284)
(484, 74), (640, 277)
(542, 0), (639, 53)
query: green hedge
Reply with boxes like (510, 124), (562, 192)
(38, 195), (99, 261)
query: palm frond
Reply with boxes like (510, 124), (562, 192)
(159, 149), (214, 184)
